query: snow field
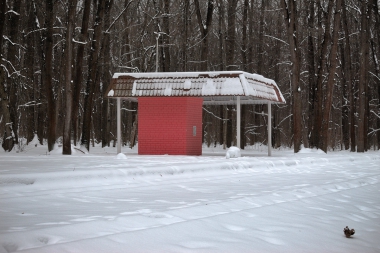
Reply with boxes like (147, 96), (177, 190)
(0, 146), (379, 252)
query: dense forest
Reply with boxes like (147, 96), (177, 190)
(0, 0), (379, 154)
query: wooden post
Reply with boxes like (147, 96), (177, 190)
(268, 102), (272, 156)
(237, 96), (241, 148)
(117, 97), (121, 154)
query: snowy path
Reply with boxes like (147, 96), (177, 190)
(0, 148), (380, 252)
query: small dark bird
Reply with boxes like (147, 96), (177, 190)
(344, 226), (355, 238)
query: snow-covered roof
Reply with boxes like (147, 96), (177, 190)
(106, 71), (285, 105)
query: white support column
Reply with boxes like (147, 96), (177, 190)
(237, 96), (241, 149)
(268, 102), (272, 156)
(117, 97), (121, 154)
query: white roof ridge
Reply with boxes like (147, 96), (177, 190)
(113, 71), (245, 79)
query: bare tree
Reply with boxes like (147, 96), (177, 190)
(372, 0), (380, 149)
(358, 0), (371, 152)
(43, 0), (56, 152)
(225, 0), (238, 71)
(24, 0), (37, 144)
(81, 0), (106, 151)
(62, 0), (78, 154)
(194, 0), (214, 71)
(100, 0), (114, 147)
(72, 0), (92, 146)
(6, 0), (22, 149)
(341, 0), (356, 151)
(310, 0), (334, 149)
(0, 0), (14, 151)
(241, 0), (249, 71)
(162, 0), (171, 71)
(307, 0), (316, 149)
(281, 0), (302, 153)
(320, 0), (342, 152)
(181, 0), (190, 71)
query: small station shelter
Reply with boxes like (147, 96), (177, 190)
(105, 71), (285, 156)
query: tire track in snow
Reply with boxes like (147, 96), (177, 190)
(3, 173), (379, 252)
(1, 154), (378, 199)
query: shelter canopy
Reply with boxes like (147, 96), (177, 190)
(106, 71), (285, 105)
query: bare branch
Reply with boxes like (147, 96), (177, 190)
(264, 34), (289, 45)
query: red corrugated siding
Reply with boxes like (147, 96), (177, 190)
(138, 97), (203, 155)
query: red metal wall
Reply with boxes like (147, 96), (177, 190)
(138, 97), (203, 155)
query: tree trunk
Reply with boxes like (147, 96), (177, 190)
(62, 0), (78, 155)
(130, 113), (138, 148)
(6, 0), (22, 148)
(320, 0), (342, 153)
(273, 19), (281, 149)
(226, 0), (238, 71)
(101, 0), (114, 148)
(217, 0), (226, 146)
(257, 0), (265, 74)
(373, 0), (380, 149)
(223, 105), (227, 149)
(310, 0), (334, 149)
(81, 0), (106, 151)
(194, 0), (214, 71)
(307, 0), (316, 148)
(224, 0), (238, 147)
(43, 0), (56, 152)
(342, 0), (356, 151)
(72, 0), (92, 146)
(24, 0), (37, 144)
(217, 0), (226, 71)
(357, 0), (370, 152)
(241, 0), (249, 70)
(247, 0), (254, 72)
(340, 42), (350, 150)
(253, 0), (266, 145)
(162, 0), (171, 71)
(182, 0), (189, 71)
(240, 0), (249, 149)
(33, 4), (45, 146)
(281, 0), (302, 153)
(0, 0), (13, 151)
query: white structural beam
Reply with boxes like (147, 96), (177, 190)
(237, 96), (241, 149)
(268, 102), (272, 156)
(117, 97), (121, 154)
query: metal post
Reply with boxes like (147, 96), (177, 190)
(117, 97), (121, 154)
(268, 102), (272, 156)
(237, 96), (241, 149)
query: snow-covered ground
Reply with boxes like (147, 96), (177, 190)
(0, 143), (379, 253)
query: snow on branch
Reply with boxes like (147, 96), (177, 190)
(106, 0), (134, 33)
(24, 27), (64, 37)
(369, 71), (380, 81)
(368, 128), (380, 135)
(188, 34), (207, 50)
(6, 10), (20, 15)
(72, 38), (87, 45)
(371, 110), (380, 119)
(24, 28), (46, 37)
(264, 35), (289, 46)
(118, 66), (139, 72)
(53, 39), (65, 49)
(18, 101), (44, 108)
(121, 108), (137, 112)
(274, 114), (293, 129)
(203, 107), (229, 121)
(1, 58), (20, 78)
(3, 36), (26, 49)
